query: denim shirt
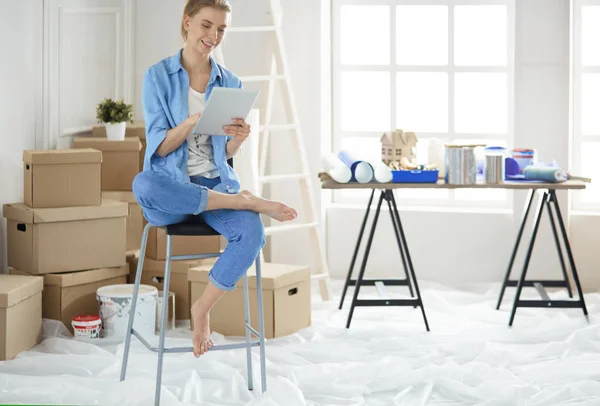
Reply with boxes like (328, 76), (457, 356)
(141, 49), (241, 193)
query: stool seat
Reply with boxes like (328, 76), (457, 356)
(164, 217), (219, 236)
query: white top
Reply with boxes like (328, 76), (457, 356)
(187, 87), (219, 178)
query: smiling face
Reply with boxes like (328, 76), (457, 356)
(183, 7), (230, 57)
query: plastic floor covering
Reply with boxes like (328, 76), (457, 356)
(1, 280), (600, 406)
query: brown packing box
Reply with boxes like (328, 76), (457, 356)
(91, 121), (146, 139)
(140, 138), (146, 172)
(145, 220), (221, 260)
(23, 149), (102, 208)
(0, 275), (43, 360)
(3, 200), (128, 274)
(72, 136), (141, 191)
(102, 191), (143, 251)
(11, 266), (128, 334)
(130, 256), (218, 320)
(126, 249), (140, 279)
(188, 263), (311, 339)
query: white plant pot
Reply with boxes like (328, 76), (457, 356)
(105, 122), (126, 141)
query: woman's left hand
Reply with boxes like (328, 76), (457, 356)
(224, 118), (251, 144)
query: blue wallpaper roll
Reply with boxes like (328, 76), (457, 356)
(338, 150), (374, 183)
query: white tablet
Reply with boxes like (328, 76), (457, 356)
(192, 87), (260, 136)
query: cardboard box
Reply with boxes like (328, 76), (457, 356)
(126, 249), (140, 280)
(10, 266), (128, 334)
(23, 148), (102, 208)
(3, 200), (128, 274)
(0, 274), (43, 360)
(102, 191), (143, 251)
(130, 256), (218, 320)
(92, 121), (146, 139)
(145, 221), (221, 260)
(72, 136), (142, 191)
(188, 263), (311, 338)
(140, 138), (146, 172)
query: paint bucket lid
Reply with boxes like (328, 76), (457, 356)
(72, 315), (101, 326)
(96, 284), (157, 298)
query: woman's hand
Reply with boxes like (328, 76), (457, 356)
(184, 112), (202, 130)
(224, 118), (251, 144)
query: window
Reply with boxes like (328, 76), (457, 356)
(572, 2), (600, 210)
(331, 0), (514, 207)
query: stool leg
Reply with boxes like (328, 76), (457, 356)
(155, 235), (173, 406)
(120, 223), (152, 382)
(255, 256), (267, 393)
(243, 271), (254, 391)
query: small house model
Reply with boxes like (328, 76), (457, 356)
(380, 130), (418, 164)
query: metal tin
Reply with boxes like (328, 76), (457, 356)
(485, 154), (505, 184)
(445, 146), (477, 185)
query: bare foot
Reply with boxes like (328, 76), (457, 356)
(239, 190), (297, 222)
(191, 302), (213, 357)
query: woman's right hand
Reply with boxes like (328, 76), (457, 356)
(158, 112), (202, 157)
(183, 112), (201, 130)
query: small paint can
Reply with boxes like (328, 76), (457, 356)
(97, 284), (157, 338)
(72, 315), (102, 339)
(511, 149), (536, 173)
(445, 145), (477, 185)
(484, 146), (506, 184)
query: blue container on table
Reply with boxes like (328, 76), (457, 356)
(392, 169), (439, 183)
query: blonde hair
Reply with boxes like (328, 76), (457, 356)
(181, 0), (231, 40)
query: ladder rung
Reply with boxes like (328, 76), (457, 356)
(260, 173), (309, 183)
(240, 75), (287, 82)
(259, 124), (298, 132)
(228, 26), (276, 32)
(311, 274), (330, 281)
(265, 222), (319, 235)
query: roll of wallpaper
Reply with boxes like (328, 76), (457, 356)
(369, 160), (393, 183)
(321, 153), (352, 183)
(523, 166), (567, 182)
(338, 150), (374, 183)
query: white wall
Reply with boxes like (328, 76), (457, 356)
(0, 1), (42, 273)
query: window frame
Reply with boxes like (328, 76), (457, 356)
(331, 0), (516, 209)
(571, 0), (600, 211)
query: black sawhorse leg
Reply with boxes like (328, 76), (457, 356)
(496, 189), (589, 326)
(339, 189), (430, 331)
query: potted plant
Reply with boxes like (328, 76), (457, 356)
(96, 98), (134, 141)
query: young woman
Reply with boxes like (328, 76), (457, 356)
(133, 0), (297, 358)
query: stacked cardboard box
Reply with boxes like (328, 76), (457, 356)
(188, 263), (312, 339)
(72, 135), (144, 251)
(4, 148), (129, 335)
(91, 121), (146, 172)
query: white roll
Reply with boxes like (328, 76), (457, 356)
(354, 161), (374, 183)
(321, 153), (352, 183)
(369, 160), (393, 183)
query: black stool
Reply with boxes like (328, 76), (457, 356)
(119, 216), (267, 406)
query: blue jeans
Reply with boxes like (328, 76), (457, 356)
(132, 171), (265, 291)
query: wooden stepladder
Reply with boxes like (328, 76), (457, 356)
(215, 0), (332, 300)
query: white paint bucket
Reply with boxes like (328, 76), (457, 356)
(97, 284), (158, 338)
(72, 315), (102, 339)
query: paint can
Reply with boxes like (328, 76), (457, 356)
(155, 291), (176, 332)
(484, 146), (505, 184)
(97, 284), (158, 338)
(511, 149), (536, 173)
(444, 145), (477, 185)
(72, 315), (102, 339)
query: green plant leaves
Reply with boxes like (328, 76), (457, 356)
(96, 98), (134, 124)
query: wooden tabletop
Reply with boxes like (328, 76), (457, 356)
(318, 173), (587, 190)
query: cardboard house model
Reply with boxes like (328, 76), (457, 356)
(380, 130), (418, 164)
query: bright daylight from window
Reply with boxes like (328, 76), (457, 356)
(333, 2), (512, 207)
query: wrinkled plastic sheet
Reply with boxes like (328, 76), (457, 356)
(1, 281), (600, 405)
